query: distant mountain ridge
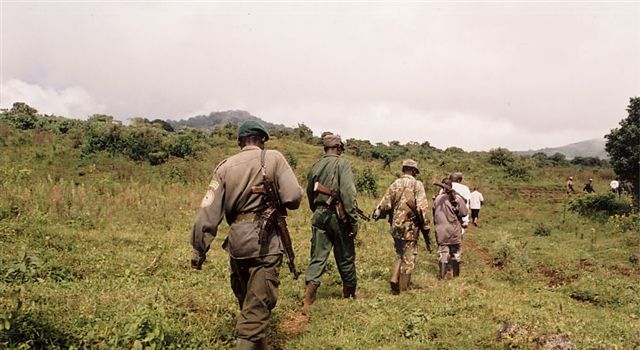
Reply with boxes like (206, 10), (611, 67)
(168, 110), (288, 130)
(517, 138), (609, 159)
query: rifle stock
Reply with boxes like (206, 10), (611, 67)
(313, 181), (370, 223)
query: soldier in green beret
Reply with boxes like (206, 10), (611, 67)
(190, 120), (303, 350)
(302, 133), (360, 315)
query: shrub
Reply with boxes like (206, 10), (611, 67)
(356, 167), (378, 197)
(608, 213), (640, 233)
(505, 163), (531, 180)
(488, 148), (514, 167)
(568, 193), (633, 221)
(534, 223), (551, 236)
(285, 151), (298, 170)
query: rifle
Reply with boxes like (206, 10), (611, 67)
(313, 182), (370, 227)
(251, 153), (300, 280)
(433, 181), (459, 213)
(405, 196), (432, 253)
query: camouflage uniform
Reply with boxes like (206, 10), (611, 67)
(190, 121), (302, 350)
(304, 134), (359, 301)
(374, 160), (430, 292)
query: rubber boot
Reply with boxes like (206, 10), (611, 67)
(389, 259), (401, 295)
(398, 273), (411, 292)
(301, 282), (319, 315)
(451, 260), (460, 277)
(438, 262), (448, 280)
(342, 284), (356, 299)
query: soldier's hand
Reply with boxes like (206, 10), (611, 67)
(372, 208), (381, 221)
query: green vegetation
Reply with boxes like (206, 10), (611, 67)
(605, 97), (640, 208)
(1, 104), (639, 349)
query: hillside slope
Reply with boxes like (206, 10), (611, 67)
(517, 138), (608, 159)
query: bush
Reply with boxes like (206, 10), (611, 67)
(356, 167), (378, 197)
(534, 223), (551, 236)
(488, 148), (514, 167)
(285, 151), (298, 170)
(505, 163), (531, 180)
(608, 213), (640, 233)
(568, 193), (633, 221)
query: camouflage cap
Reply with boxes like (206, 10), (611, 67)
(323, 133), (343, 148)
(237, 120), (269, 141)
(401, 159), (420, 173)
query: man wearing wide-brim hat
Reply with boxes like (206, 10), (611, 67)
(372, 159), (431, 294)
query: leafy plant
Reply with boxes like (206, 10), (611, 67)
(356, 167), (378, 197)
(568, 193), (632, 221)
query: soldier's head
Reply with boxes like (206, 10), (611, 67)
(401, 159), (420, 176)
(450, 172), (463, 183)
(323, 133), (344, 155)
(237, 120), (269, 148)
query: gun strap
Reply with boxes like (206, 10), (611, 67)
(260, 149), (267, 178)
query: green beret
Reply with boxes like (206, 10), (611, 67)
(237, 120), (269, 141)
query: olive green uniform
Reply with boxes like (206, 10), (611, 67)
(305, 154), (359, 290)
(191, 145), (302, 346)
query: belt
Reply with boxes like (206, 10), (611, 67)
(233, 212), (257, 223)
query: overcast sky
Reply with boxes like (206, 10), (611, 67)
(1, 1), (639, 151)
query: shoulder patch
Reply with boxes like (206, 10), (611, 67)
(200, 189), (215, 208)
(208, 179), (220, 191)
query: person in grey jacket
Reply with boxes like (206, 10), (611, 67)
(433, 179), (468, 279)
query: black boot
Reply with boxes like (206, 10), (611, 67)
(390, 282), (400, 295)
(451, 260), (460, 277)
(438, 262), (448, 280)
(342, 284), (356, 299)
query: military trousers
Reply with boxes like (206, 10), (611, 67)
(393, 238), (418, 276)
(437, 244), (461, 264)
(305, 207), (357, 287)
(229, 254), (282, 343)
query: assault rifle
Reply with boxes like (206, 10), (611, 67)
(433, 181), (460, 213)
(251, 179), (301, 280)
(313, 182), (370, 231)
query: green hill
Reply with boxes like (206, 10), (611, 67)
(0, 109), (638, 349)
(517, 138), (608, 159)
(168, 110), (289, 131)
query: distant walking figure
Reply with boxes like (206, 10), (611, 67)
(610, 179), (620, 196)
(566, 177), (575, 194)
(583, 179), (595, 193)
(469, 187), (484, 226)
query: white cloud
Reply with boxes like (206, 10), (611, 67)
(0, 79), (106, 119)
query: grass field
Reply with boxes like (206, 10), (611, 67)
(1, 127), (639, 349)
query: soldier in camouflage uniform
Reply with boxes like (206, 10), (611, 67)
(433, 178), (468, 279)
(190, 120), (302, 350)
(372, 159), (431, 294)
(302, 134), (360, 315)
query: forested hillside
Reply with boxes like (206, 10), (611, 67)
(1, 103), (639, 349)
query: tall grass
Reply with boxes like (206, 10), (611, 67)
(1, 127), (638, 349)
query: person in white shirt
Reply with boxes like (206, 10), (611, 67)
(610, 179), (620, 195)
(469, 188), (484, 226)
